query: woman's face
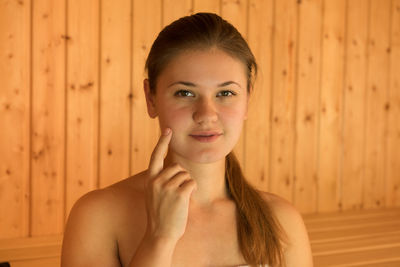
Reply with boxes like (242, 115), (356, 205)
(145, 48), (249, 163)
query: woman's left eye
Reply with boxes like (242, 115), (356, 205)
(217, 90), (236, 97)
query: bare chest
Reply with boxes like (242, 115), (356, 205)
(171, 211), (245, 267)
(115, 198), (245, 267)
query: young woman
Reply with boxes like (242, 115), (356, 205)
(61, 13), (313, 267)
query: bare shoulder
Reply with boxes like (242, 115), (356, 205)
(257, 191), (305, 243)
(257, 191), (314, 267)
(65, 170), (146, 228)
(258, 191), (301, 224)
(61, 171), (147, 267)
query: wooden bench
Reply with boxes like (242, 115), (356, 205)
(0, 235), (61, 267)
(0, 207), (399, 266)
(303, 207), (400, 266)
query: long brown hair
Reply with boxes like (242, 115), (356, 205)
(145, 12), (287, 267)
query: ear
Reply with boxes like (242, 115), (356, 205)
(143, 79), (158, 118)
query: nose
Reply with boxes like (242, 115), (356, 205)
(193, 97), (218, 124)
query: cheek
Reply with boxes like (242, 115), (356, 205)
(220, 104), (247, 126)
(157, 105), (190, 130)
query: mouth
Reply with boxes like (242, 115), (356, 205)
(189, 132), (222, 143)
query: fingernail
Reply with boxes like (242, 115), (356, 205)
(163, 128), (171, 135)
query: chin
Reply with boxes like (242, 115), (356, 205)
(187, 151), (227, 164)
(173, 145), (230, 164)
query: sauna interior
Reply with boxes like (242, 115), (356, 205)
(0, 0), (399, 266)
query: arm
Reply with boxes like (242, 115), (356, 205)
(61, 190), (121, 267)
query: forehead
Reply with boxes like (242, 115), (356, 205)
(157, 49), (247, 88)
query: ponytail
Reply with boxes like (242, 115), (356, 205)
(225, 152), (288, 267)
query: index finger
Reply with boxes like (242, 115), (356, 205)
(148, 128), (172, 178)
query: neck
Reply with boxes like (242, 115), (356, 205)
(164, 152), (230, 207)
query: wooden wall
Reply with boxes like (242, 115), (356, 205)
(0, 0), (399, 240)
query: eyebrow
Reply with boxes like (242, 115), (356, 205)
(167, 81), (242, 88)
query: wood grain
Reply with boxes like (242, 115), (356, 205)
(162, 0), (192, 26)
(31, 0), (66, 236)
(295, 0), (322, 213)
(318, 0), (345, 212)
(0, 0), (31, 238)
(386, 0), (400, 206)
(244, 0), (273, 191)
(65, 0), (100, 217)
(269, 0), (298, 203)
(193, 0), (220, 14)
(364, 0), (391, 209)
(303, 208), (400, 266)
(99, 0), (131, 188)
(342, 0), (369, 211)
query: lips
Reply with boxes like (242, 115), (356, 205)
(189, 131), (223, 143)
(190, 131), (221, 136)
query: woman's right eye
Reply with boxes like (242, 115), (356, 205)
(174, 90), (194, 97)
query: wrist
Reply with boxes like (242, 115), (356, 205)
(129, 232), (178, 267)
(144, 230), (179, 248)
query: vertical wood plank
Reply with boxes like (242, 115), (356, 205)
(364, 0), (391, 209)
(386, 0), (400, 206)
(131, 0), (162, 175)
(221, 0), (247, 36)
(99, 0), (131, 187)
(294, 0), (322, 213)
(65, 0), (100, 217)
(269, 0), (298, 203)
(317, 0), (345, 212)
(245, 0), (273, 191)
(31, 0), (66, 235)
(0, 0), (31, 238)
(221, 0), (248, 167)
(193, 0), (220, 14)
(163, 0), (192, 26)
(342, 0), (369, 211)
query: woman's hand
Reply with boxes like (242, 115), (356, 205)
(144, 128), (197, 243)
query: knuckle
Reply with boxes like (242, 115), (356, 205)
(173, 162), (180, 167)
(174, 172), (187, 181)
(164, 184), (175, 193)
(186, 179), (195, 186)
(164, 164), (184, 175)
(150, 177), (161, 189)
(181, 171), (190, 178)
(172, 163), (183, 171)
